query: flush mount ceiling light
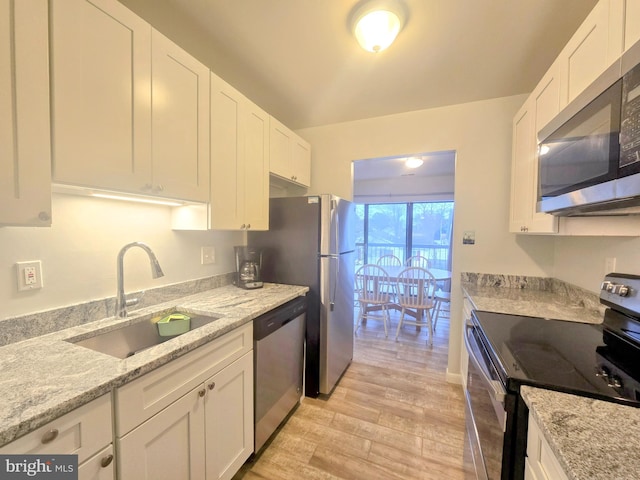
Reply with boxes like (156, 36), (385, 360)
(350, 0), (407, 53)
(405, 157), (424, 168)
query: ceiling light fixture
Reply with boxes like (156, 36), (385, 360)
(405, 157), (423, 169)
(350, 0), (407, 53)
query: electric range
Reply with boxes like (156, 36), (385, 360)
(465, 273), (640, 480)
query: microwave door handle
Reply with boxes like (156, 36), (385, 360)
(464, 324), (506, 403)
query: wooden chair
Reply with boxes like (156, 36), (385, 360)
(433, 290), (450, 330)
(395, 267), (437, 346)
(405, 255), (430, 269)
(354, 264), (392, 337)
(376, 254), (401, 301)
(376, 254), (402, 268)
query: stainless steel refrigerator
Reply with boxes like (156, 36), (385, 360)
(248, 194), (355, 397)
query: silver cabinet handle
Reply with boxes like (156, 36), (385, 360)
(41, 429), (59, 444)
(208, 382), (216, 390)
(38, 211), (51, 222)
(198, 388), (206, 398)
(100, 454), (114, 468)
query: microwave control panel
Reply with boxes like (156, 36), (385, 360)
(621, 63), (640, 167)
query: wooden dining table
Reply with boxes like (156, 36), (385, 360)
(375, 266), (452, 283)
(357, 265), (452, 322)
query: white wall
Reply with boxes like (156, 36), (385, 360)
(552, 236), (640, 290)
(297, 95), (557, 379)
(0, 194), (242, 320)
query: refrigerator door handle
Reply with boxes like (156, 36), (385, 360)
(332, 198), (339, 256)
(330, 255), (339, 311)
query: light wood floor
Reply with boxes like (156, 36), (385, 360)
(234, 305), (468, 480)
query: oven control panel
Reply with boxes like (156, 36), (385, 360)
(596, 348), (640, 402)
(600, 274), (640, 315)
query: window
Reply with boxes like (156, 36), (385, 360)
(355, 201), (454, 269)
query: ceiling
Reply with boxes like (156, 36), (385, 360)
(354, 151), (456, 180)
(126, 0), (599, 130)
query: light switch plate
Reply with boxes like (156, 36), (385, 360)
(201, 246), (215, 265)
(16, 260), (43, 291)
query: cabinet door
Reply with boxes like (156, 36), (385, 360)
(625, 0), (640, 51)
(78, 444), (114, 480)
(533, 62), (561, 137)
(210, 73), (244, 230)
(558, 0), (624, 107)
(509, 102), (535, 233)
(269, 116), (293, 180)
(0, 0), (51, 226)
(205, 352), (254, 480)
(50, 0), (152, 192)
(118, 387), (206, 480)
(292, 136), (311, 187)
(526, 414), (570, 480)
(151, 29), (210, 202)
(243, 102), (270, 231)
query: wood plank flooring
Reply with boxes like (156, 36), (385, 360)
(234, 305), (468, 480)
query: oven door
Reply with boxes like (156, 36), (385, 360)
(464, 323), (508, 480)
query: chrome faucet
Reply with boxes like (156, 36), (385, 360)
(116, 242), (165, 318)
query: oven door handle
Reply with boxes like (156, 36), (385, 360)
(464, 324), (506, 404)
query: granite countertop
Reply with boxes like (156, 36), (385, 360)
(0, 282), (308, 447)
(461, 282), (604, 323)
(521, 386), (640, 480)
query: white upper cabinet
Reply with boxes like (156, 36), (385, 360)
(509, 91), (558, 235)
(243, 102), (270, 230)
(533, 61), (562, 137)
(210, 73), (269, 230)
(151, 30), (210, 202)
(50, 0), (153, 192)
(269, 117), (311, 187)
(50, 0), (209, 202)
(624, 0), (640, 52)
(557, 0), (624, 108)
(0, 0), (52, 227)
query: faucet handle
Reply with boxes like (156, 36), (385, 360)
(125, 290), (145, 309)
(125, 297), (140, 308)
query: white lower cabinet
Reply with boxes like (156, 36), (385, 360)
(525, 413), (569, 480)
(205, 352), (254, 480)
(115, 324), (254, 480)
(118, 386), (206, 479)
(0, 394), (114, 480)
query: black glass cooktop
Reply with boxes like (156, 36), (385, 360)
(472, 310), (640, 406)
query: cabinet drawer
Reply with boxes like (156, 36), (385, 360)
(78, 444), (115, 480)
(0, 394), (112, 464)
(115, 323), (252, 436)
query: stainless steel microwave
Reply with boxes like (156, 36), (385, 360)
(537, 50), (640, 216)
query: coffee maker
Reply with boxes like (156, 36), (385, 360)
(234, 246), (263, 289)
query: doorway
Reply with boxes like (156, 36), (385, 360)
(352, 150), (456, 343)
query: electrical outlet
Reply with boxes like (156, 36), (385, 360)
(605, 257), (617, 275)
(16, 260), (43, 291)
(201, 246), (215, 265)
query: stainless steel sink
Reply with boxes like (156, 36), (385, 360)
(67, 311), (220, 359)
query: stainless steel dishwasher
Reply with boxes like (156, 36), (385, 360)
(253, 295), (307, 453)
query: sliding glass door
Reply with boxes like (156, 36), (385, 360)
(355, 201), (454, 270)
